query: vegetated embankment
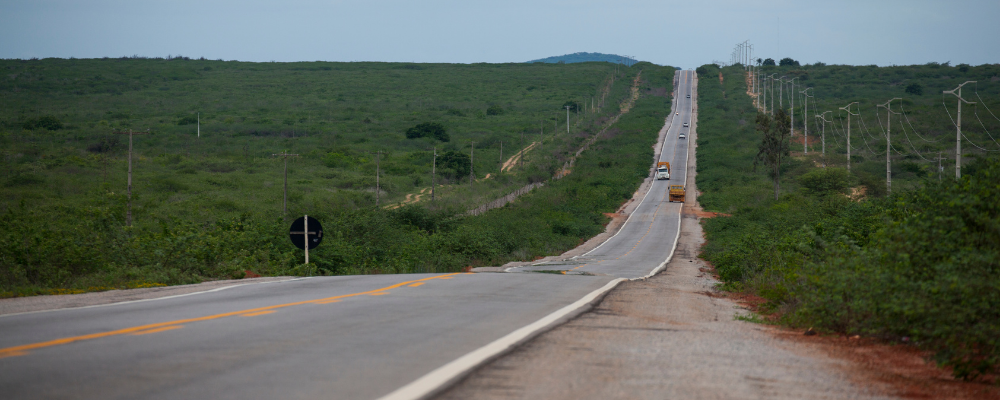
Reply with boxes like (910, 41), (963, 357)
(695, 63), (1000, 383)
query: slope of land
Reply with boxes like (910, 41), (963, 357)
(527, 52), (634, 64)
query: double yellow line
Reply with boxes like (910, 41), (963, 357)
(0, 273), (464, 359)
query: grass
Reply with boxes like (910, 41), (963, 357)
(695, 62), (1000, 380)
(0, 57), (675, 297)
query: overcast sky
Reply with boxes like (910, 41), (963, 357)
(2, 0), (998, 68)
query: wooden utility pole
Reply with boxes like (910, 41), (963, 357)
(272, 151), (299, 218)
(113, 129), (149, 226)
(372, 151), (382, 206)
(431, 147), (436, 203)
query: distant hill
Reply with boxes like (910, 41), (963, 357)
(526, 52), (636, 64)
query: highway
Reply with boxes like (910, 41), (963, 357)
(0, 70), (695, 400)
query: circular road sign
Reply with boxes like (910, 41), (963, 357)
(289, 216), (323, 250)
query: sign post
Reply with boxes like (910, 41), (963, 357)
(289, 215), (323, 264)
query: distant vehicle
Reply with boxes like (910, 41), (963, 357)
(655, 161), (671, 180)
(686, 94), (691, 98)
(683, 122), (689, 127)
(676, 111), (680, 115)
(679, 132), (686, 139)
(669, 185), (686, 202)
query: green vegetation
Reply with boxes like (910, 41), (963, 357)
(695, 63), (1000, 379)
(0, 57), (674, 297)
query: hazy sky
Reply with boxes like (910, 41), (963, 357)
(2, 0), (998, 68)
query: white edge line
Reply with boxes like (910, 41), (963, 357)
(383, 70), (692, 400)
(376, 277), (626, 400)
(0, 278), (310, 319)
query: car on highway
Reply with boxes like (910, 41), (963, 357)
(679, 132), (686, 139)
(682, 122), (689, 127)
(686, 94), (690, 98)
(676, 111), (679, 115)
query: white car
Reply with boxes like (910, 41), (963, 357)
(679, 133), (686, 139)
(686, 94), (691, 98)
(682, 122), (689, 127)
(676, 111), (680, 115)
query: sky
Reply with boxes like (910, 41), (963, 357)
(2, 0), (998, 69)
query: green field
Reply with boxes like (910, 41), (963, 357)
(0, 57), (675, 296)
(695, 62), (1000, 379)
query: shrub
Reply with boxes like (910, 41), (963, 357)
(486, 105), (504, 116)
(798, 167), (850, 195)
(405, 122), (449, 142)
(177, 116), (198, 125)
(905, 83), (923, 96)
(22, 116), (63, 130)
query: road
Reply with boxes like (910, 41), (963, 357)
(0, 70), (695, 400)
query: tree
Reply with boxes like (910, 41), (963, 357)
(779, 57), (800, 67)
(695, 66), (708, 75)
(905, 83), (923, 96)
(405, 122), (449, 142)
(754, 110), (791, 200)
(22, 115), (63, 130)
(561, 100), (581, 113)
(439, 151), (470, 177)
(486, 105), (504, 116)
(762, 58), (776, 66)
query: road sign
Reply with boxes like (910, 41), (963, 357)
(289, 216), (323, 250)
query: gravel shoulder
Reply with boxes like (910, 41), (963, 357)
(435, 74), (898, 400)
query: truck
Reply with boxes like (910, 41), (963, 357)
(655, 162), (670, 180)
(668, 185), (686, 202)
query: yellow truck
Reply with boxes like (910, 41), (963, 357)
(655, 162), (671, 180)
(668, 185), (686, 202)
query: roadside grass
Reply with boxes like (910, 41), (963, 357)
(696, 63), (1000, 380)
(0, 58), (674, 296)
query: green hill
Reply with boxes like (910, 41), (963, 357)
(527, 52), (636, 64)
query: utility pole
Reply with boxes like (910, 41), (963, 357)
(938, 151), (943, 182)
(839, 102), (858, 171)
(800, 87), (812, 153)
(878, 98), (901, 195)
(374, 150), (382, 205)
(113, 129), (149, 227)
(431, 147), (436, 202)
(197, 112), (200, 138)
(272, 150), (299, 218)
(943, 81), (976, 179)
(816, 111), (832, 167)
(565, 105), (571, 133)
(469, 142), (474, 187)
(789, 78), (796, 137)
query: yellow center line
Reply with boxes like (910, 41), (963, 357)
(616, 202), (665, 260)
(130, 325), (184, 335)
(240, 310), (276, 317)
(0, 273), (463, 359)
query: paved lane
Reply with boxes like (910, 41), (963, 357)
(513, 70), (694, 278)
(0, 71), (693, 400)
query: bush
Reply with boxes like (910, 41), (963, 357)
(798, 167), (850, 195)
(905, 83), (923, 96)
(486, 105), (504, 116)
(177, 116), (198, 125)
(22, 116), (63, 130)
(561, 101), (581, 113)
(405, 122), (449, 141)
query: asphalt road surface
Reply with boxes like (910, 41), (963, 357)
(0, 71), (695, 400)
